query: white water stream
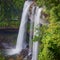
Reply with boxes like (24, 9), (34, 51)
(32, 7), (43, 60)
(6, 1), (33, 55)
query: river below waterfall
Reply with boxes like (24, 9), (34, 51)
(0, 29), (31, 60)
(0, 29), (18, 49)
(0, 29), (29, 49)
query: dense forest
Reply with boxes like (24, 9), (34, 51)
(0, 0), (60, 60)
(0, 0), (24, 28)
(36, 0), (60, 60)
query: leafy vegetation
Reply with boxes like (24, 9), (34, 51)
(0, 0), (60, 60)
(36, 0), (60, 60)
(0, 20), (20, 28)
(0, 0), (24, 27)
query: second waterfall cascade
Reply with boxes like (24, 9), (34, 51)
(32, 7), (43, 60)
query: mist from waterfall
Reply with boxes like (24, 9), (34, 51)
(6, 1), (33, 55)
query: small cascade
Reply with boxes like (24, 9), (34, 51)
(32, 7), (43, 60)
(29, 6), (35, 55)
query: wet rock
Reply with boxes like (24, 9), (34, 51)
(20, 48), (29, 58)
(27, 54), (32, 60)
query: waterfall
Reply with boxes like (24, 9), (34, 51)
(29, 6), (35, 55)
(16, 0), (33, 50)
(32, 7), (43, 60)
(5, 1), (33, 55)
(3, 1), (49, 60)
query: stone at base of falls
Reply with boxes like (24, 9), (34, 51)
(20, 48), (29, 58)
(23, 53), (32, 60)
(27, 54), (32, 60)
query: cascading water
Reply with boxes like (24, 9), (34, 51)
(32, 7), (43, 60)
(29, 6), (35, 55)
(16, 0), (33, 50)
(5, 1), (33, 55)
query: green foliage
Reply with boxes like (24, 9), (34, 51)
(10, 20), (20, 28)
(0, 56), (5, 60)
(0, 20), (20, 28)
(0, 51), (5, 60)
(36, 0), (60, 60)
(36, 0), (60, 9)
(39, 22), (60, 60)
(38, 47), (55, 60)
(32, 26), (41, 42)
(0, 0), (24, 27)
(13, 0), (24, 9)
(50, 4), (60, 22)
